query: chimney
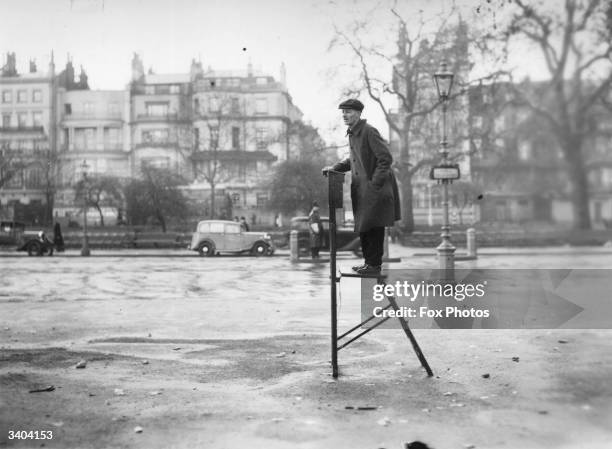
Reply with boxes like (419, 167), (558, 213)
(190, 58), (203, 81)
(48, 50), (55, 76)
(131, 52), (144, 81)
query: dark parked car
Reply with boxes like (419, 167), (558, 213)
(17, 230), (56, 256)
(1, 221), (60, 256)
(290, 216), (361, 256)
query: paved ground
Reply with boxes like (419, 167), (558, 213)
(1, 244), (611, 448)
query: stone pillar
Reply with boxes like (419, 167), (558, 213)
(290, 230), (299, 262)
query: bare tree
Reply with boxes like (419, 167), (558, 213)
(493, 0), (612, 229)
(0, 143), (28, 189)
(191, 95), (255, 219)
(329, 5), (504, 232)
(74, 175), (123, 226)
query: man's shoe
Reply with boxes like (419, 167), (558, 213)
(352, 263), (367, 272)
(355, 264), (382, 275)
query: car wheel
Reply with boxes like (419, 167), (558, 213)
(251, 242), (268, 257)
(198, 241), (215, 257)
(27, 241), (42, 256)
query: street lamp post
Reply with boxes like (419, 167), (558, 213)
(80, 160), (90, 256)
(433, 61), (455, 280)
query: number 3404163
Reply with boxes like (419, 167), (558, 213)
(8, 430), (53, 440)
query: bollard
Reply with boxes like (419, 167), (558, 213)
(290, 230), (299, 262)
(466, 227), (477, 258)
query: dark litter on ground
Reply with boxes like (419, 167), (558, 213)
(29, 385), (55, 393)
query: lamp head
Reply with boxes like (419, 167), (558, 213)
(433, 60), (454, 100)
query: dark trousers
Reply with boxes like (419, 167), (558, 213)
(359, 226), (385, 267)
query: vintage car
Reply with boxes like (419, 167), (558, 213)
(17, 232), (56, 256)
(1, 221), (55, 256)
(290, 216), (361, 256)
(189, 220), (274, 256)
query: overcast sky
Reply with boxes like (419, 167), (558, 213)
(1, 0), (552, 148)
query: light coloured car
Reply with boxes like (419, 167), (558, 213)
(189, 220), (274, 257)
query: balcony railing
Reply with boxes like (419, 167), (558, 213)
(0, 126), (45, 134)
(135, 113), (189, 122)
(134, 140), (179, 149)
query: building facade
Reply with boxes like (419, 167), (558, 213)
(0, 53), (57, 223)
(0, 52), (305, 225)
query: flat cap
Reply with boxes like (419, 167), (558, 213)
(338, 98), (364, 111)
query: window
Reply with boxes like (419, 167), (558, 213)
(17, 90), (27, 103)
(146, 102), (169, 116)
(75, 128), (96, 149)
(142, 129), (169, 143)
(104, 127), (121, 148)
(17, 112), (28, 127)
(225, 223), (241, 234)
(210, 222), (224, 233)
(83, 102), (94, 116)
(65, 103), (72, 115)
(256, 193), (268, 207)
(2, 113), (10, 128)
(155, 85), (170, 94)
(232, 127), (240, 149)
(26, 168), (42, 188)
(194, 98), (200, 114)
(32, 111), (43, 127)
(256, 77), (267, 85)
(231, 97), (240, 114)
(209, 126), (219, 149)
(85, 128), (95, 149)
(2, 90), (11, 103)
(145, 85), (155, 95)
(32, 89), (43, 103)
(209, 97), (220, 113)
(255, 98), (268, 114)
(169, 85), (180, 94)
(141, 157), (170, 169)
(256, 127), (268, 149)
(197, 222), (210, 233)
(194, 127), (200, 150)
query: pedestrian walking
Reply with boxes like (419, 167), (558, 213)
(53, 222), (65, 252)
(239, 216), (250, 232)
(308, 202), (323, 259)
(323, 98), (400, 275)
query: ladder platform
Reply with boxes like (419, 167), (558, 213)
(338, 270), (388, 280)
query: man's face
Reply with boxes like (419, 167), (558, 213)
(342, 108), (361, 127)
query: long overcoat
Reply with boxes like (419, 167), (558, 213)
(308, 208), (324, 248)
(332, 119), (401, 233)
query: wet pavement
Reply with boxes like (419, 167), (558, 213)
(1, 244), (612, 448)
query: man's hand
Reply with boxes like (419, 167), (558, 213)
(322, 166), (333, 177)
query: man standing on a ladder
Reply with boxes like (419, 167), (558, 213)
(323, 99), (401, 275)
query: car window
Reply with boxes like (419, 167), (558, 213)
(225, 223), (241, 234)
(198, 222), (210, 233)
(209, 222), (224, 233)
